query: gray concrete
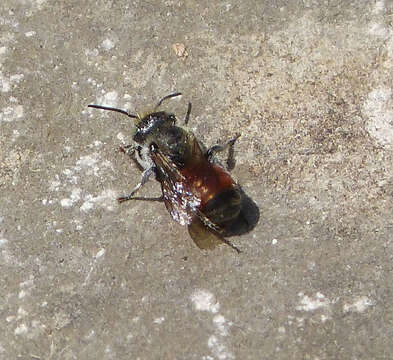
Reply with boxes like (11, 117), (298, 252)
(1, 0), (392, 359)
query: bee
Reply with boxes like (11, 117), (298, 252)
(88, 93), (242, 253)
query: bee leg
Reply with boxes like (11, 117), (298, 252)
(124, 196), (164, 202)
(184, 102), (192, 125)
(206, 134), (241, 170)
(117, 167), (155, 203)
(119, 144), (135, 156)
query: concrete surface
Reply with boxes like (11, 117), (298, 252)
(1, 0), (393, 359)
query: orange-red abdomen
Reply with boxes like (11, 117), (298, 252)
(180, 161), (235, 208)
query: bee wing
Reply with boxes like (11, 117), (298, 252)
(188, 215), (223, 250)
(189, 210), (241, 253)
(151, 144), (241, 253)
(150, 146), (185, 183)
(150, 146), (196, 226)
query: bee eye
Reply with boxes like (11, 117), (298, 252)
(150, 142), (158, 153)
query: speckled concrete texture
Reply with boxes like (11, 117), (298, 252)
(1, 0), (393, 359)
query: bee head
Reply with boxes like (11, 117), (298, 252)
(88, 92), (183, 146)
(133, 111), (176, 144)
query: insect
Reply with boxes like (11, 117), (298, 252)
(88, 93), (242, 253)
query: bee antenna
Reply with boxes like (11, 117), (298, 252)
(155, 92), (182, 109)
(184, 102), (192, 125)
(88, 104), (138, 119)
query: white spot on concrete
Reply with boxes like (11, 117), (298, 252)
(60, 153), (112, 184)
(208, 335), (234, 360)
(14, 323), (28, 335)
(60, 188), (81, 208)
(72, 153), (113, 178)
(153, 317), (165, 324)
(296, 292), (330, 311)
(213, 314), (231, 337)
(191, 289), (220, 313)
(52, 151), (115, 212)
(85, 329), (95, 340)
(72, 219), (83, 231)
(12, 129), (20, 141)
(98, 90), (118, 108)
(117, 132), (126, 143)
(272, 238), (278, 245)
(20, 276), (34, 288)
(75, 153), (100, 174)
(1, 73), (24, 92)
(10, 73), (24, 83)
(363, 87), (393, 148)
(60, 199), (74, 208)
(92, 140), (103, 148)
(18, 290), (27, 299)
(80, 200), (93, 212)
(102, 38), (115, 50)
(191, 291), (235, 359)
(17, 307), (28, 318)
(0, 74), (10, 92)
(296, 317), (304, 326)
(0, 238), (8, 247)
(50, 179), (61, 191)
(0, 105), (24, 122)
(25, 31), (36, 37)
(29, 0), (48, 8)
(6, 315), (15, 322)
(307, 261), (316, 271)
(0, 248), (18, 266)
(368, 22), (389, 37)
(343, 296), (375, 313)
(80, 189), (117, 212)
(373, 0), (385, 14)
(85, 48), (99, 57)
(321, 314), (329, 322)
(94, 248), (105, 259)
(62, 168), (78, 184)
(385, 37), (393, 68)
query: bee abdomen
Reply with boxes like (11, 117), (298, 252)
(202, 187), (242, 226)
